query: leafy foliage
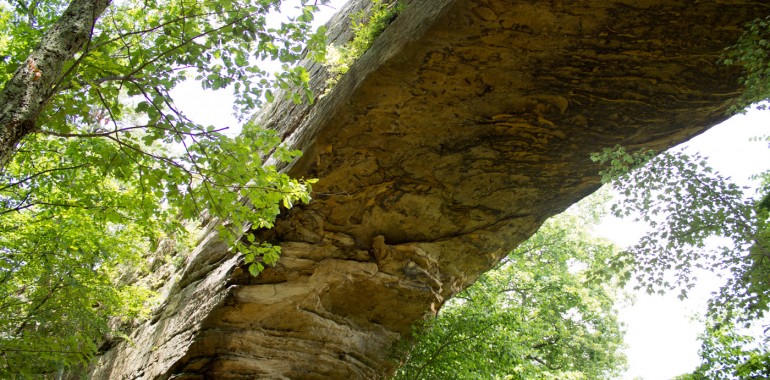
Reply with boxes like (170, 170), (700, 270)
(593, 145), (770, 379)
(393, 192), (627, 380)
(0, 0), (328, 376)
(722, 15), (770, 113)
(324, 0), (404, 87)
(675, 318), (770, 380)
(592, 148), (760, 299)
(0, 183), (153, 377)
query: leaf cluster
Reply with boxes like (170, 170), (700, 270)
(601, 147), (767, 310)
(393, 194), (627, 380)
(0, 0), (328, 376)
(324, 0), (404, 87)
(596, 144), (770, 378)
(675, 318), (770, 380)
(722, 15), (770, 113)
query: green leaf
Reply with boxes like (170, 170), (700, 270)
(0, 0), (324, 374)
(393, 190), (626, 379)
(248, 262), (263, 277)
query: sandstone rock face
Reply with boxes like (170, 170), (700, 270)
(90, 1), (765, 379)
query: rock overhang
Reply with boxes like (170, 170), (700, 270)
(89, 1), (766, 379)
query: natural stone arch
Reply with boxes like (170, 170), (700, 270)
(89, 1), (766, 378)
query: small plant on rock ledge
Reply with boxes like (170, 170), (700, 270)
(324, 0), (407, 90)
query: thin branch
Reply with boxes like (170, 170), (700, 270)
(89, 9), (228, 51)
(13, 277), (66, 336)
(120, 12), (251, 81)
(0, 163), (88, 192)
(0, 193), (34, 216)
(91, 83), (121, 132)
(40, 124), (227, 139)
(153, 86), (221, 216)
(54, 74), (131, 92)
(524, 354), (561, 371)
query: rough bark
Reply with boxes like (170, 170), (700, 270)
(0, 0), (110, 168)
(89, 0), (767, 379)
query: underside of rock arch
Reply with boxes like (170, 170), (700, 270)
(89, 0), (768, 379)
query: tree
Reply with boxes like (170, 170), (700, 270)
(587, 17), (770, 376)
(591, 142), (770, 379)
(0, 0), (328, 376)
(675, 318), (770, 380)
(591, 13), (770, 376)
(393, 192), (627, 380)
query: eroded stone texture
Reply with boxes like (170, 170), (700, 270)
(90, 1), (766, 379)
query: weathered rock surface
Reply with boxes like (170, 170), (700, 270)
(90, 0), (766, 379)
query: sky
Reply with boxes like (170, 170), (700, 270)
(169, 0), (344, 132)
(601, 109), (770, 379)
(171, 1), (770, 379)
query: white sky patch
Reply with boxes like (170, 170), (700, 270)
(170, 80), (239, 134)
(169, 1), (348, 136)
(606, 107), (770, 380)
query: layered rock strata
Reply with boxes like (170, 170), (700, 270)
(90, 1), (766, 378)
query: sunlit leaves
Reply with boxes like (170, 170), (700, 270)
(0, 134), (156, 377)
(323, 0), (402, 87)
(0, 0), (66, 83)
(0, 0), (328, 376)
(394, 194), (627, 380)
(179, 124), (315, 269)
(589, 144), (656, 184)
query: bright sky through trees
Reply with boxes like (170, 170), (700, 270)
(602, 108), (770, 379)
(170, 0), (342, 133)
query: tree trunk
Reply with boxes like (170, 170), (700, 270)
(0, 0), (110, 168)
(88, 0), (765, 379)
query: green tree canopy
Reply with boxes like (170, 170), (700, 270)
(0, 0), (329, 376)
(393, 192), (627, 380)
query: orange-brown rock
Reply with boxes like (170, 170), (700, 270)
(89, 0), (765, 379)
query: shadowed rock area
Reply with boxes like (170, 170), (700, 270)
(89, 0), (767, 379)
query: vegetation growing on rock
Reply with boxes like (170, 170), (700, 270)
(324, 0), (404, 88)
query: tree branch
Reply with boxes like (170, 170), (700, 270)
(0, 0), (112, 170)
(0, 163), (89, 192)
